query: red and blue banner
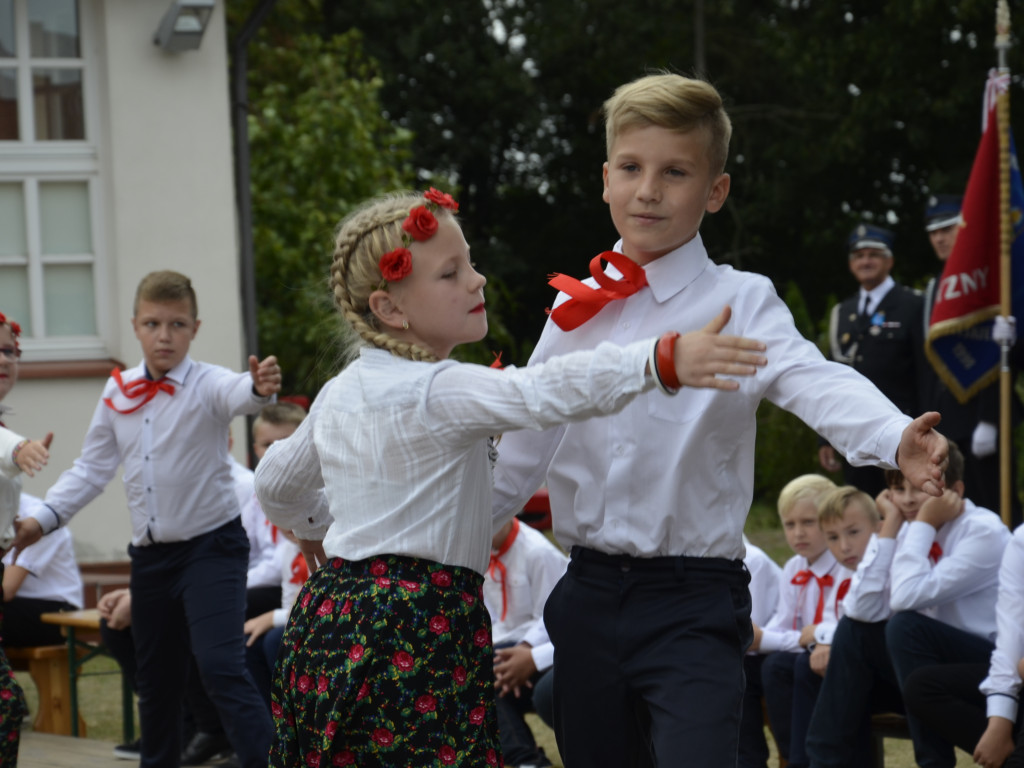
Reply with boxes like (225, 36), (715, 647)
(926, 71), (1024, 403)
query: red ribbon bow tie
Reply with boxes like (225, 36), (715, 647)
(103, 368), (175, 414)
(835, 578), (851, 608)
(928, 542), (943, 564)
(547, 251), (649, 331)
(488, 518), (520, 621)
(791, 570), (834, 624)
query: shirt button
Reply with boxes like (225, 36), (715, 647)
(615, 445), (625, 456)
(622, 321), (631, 329)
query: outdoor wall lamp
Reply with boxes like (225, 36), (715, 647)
(153, 0), (215, 52)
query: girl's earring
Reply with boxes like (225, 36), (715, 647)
(402, 319), (409, 330)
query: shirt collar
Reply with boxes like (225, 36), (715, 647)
(139, 355), (193, 387)
(809, 548), (838, 576)
(860, 276), (895, 307)
(609, 234), (710, 304)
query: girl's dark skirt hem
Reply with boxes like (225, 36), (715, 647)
(269, 554), (503, 768)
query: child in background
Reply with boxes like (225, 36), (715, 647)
(12, 271), (282, 768)
(753, 474), (847, 768)
(807, 442), (1010, 768)
(0, 311), (49, 763)
(485, 516), (568, 768)
(739, 534), (782, 768)
(254, 188), (767, 766)
(2, 493), (84, 646)
(488, 72), (949, 765)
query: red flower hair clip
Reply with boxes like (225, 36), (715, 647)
(0, 311), (21, 351)
(378, 188), (460, 289)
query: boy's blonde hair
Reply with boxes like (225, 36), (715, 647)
(252, 402), (306, 437)
(330, 192), (458, 363)
(819, 486), (880, 527)
(603, 73), (732, 176)
(133, 270), (198, 319)
(777, 474), (836, 518)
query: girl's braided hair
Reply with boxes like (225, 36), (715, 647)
(330, 191), (456, 363)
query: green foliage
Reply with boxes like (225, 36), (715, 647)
(244, 29), (415, 396)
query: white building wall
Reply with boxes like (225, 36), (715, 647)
(12, 1), (250, 562)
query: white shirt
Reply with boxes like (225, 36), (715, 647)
(3, 494), (84, 608)
(36, 356), (273, 545)
(760, 550), (846, 653)
(890, 499), (1010, 641)
(232, 460), (278, 589)
(743, 537), (782, 627)
(492, 235), (911, 559)
(270, 539), (306, 627)
(841, 533), (896, 623)
(484, 521), (568, 672)
(255, 342), (653, 575)
(980, 524), (1024, 722)
(859, 275), (896, 316)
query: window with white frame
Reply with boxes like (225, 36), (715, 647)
(0, 0), (105, 361)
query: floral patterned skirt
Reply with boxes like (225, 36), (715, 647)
(0, 601), (27, 765)
(269, 554), (503, 768)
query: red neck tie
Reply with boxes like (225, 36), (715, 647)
(928, 542), (943, 564)
(488, 518), (521, 621)
(548, 251), (649, 331)
(103, 368), (175, 414)
(791, 570), (834, 625)
(835, 578), (851, 615)
(290, 551), (310, 585)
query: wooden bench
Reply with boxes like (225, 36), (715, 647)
(5, 645), (87, 736)
(870, 712), (912, 767)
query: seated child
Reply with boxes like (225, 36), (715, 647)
(753, 474), (848, 768)
(1, 493), (84, 647)
(739, 534), (782, 768)
(806, 442), (1010, 768)
(485, 517), (568, 768)
(901, 521), (1024, 768)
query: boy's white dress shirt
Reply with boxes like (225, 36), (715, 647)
(256, 341), (655, 575)
(743, 537), (782, 628)
(760, 549), (846, 653)
(841, 532), (897, 623)
(3, 493), (84, 608)
(980, 524), (1024, 723)
(889, 499), (1010, 641)
(232, 460), (278, 589)
(35, 356), (272, 545)
(270, 538), (305, 627)
(484, 520), (568, 673)
(492, 235), (912, 561)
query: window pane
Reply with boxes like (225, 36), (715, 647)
(33, 68), (82, 140)
(28, 0), (79, 58)
(0, 182), (25, 255)
(39, 181), (90, 253)
(0, 0), (13, 57)
(0, 266), (30, 335)
(44, 263), (94, 335)
(0, 67), (16, 139)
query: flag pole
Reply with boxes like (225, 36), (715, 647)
(996, 0), (1013, 527)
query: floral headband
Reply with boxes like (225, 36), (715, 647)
(378, 188), (460, 288)
(0, 311), (21, 351)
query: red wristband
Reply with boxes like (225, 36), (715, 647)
(656, 332), (681, 390)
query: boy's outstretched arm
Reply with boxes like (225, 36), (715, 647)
(896, 412), (948, 496)
(249, 354), (282, 397)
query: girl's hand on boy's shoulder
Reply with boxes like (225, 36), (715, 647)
(249, 354), (282, 397)
(672, 306), (767, 391)
(13, 432), (53, 477)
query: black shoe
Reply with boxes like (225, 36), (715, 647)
(180, 731), (233, 766)
(112, 738), (141, 760)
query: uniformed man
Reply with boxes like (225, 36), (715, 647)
(921, 194), (1021, 524)
(818, 223), (928, 496)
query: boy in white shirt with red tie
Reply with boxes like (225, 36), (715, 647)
(11, 271), (282, 768)
(806, 442), (1010, 768)
(750, 474), (848, 768)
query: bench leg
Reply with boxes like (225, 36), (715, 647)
(27, 656), (86, 737)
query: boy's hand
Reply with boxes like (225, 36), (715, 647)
(818, 445), (841, 473)
(798, 624), (816, 648)
(973, 716), (1015, 768)
(672, 306), (767, 391)
(98, 588), (132, 630)
(244, 612), (275, 646)
(896, 413), (948, 496)
(749, 622), (763, 652)
(810, 644), (831, 677)
(249, 355), (282, 397)
(493, 644), (537, 698)
(875, 490), (905, 538)
(9, 517), (43, 560)
(13, 433), (53, 477)
(917, 488), (964, 530)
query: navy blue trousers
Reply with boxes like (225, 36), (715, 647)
(129, 517), (272, 768)
(545, 547), (752, 767)
(762, 651), (821, 768)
